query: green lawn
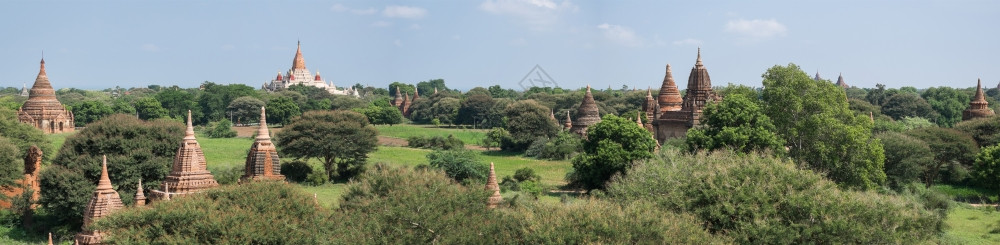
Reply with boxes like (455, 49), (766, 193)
(375, 124), (487, 145)
(944, 204), (1000, 244)
(196, 133), (254, 173)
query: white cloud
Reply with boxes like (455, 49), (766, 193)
(672, 38), (702, 46)
(371, 21), (392, 27)
(383, 5), (427, 19)
(596, 23), (642, 47)
(331, 4), (376, 15)
(480, 0), (578, 30)
(140, 44), (159, 52)
(394, 39), (402, 47)
(725, 19), (787, 40)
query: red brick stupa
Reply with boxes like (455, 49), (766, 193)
(963, 79), (995, 121)
(17, 59), (74, 134)
(241, 107), (284, 182)
(155, 111), (219, 199)
(75, 155), (124, 245)
(485, 162), (502, 209)
(652, 48), (721, 142)
(570, 85), (601, 136)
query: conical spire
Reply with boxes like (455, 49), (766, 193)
(485, 162), (501, 209)
(571, 85), (601, 135)
(636, 111), (644, 127)
(134, 178), (146, 206)
(184, 110), (195, 141)
(974, 78), (987, 103)
(564, 111), (572, 129)
(695, 47), (703, 67)
(292, 41), (306, 70)
(48, 233), (52, 245)
(835, 73), (849, 88)
(645, 87), (652, 99)
(814, 70), (822, 81)
(658, 64), (683, 112)
(257, 107), (270, 140)
(97, 155), (112, 190)
(962, 78), (994, 121)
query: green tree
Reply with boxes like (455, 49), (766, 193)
(198, 82), (259, 124)
(155, 88), (200, 120)
(426, 149), (487, 183)
(330, 95), (367, 111)
(457, 94), (495, 128)
(265, 96), (301, 126)
(922, 87), (971, 127)
(0, 108), (52, 160)
(761, 63), (885, 190)
(571, 115), (656, 190)
(70, 100), (114, 126)
(877, 132), (935, 189)
(0, 137), (21, 186)
(973, 145), (1000, 197)
(133, 97), (169, 120)
(388, 82), (415, 97)
(905, 127), (979, 187)
(110, 98), (136, 115)
(227, 96), (266, 125)
(205, 119), (237, 138)
(416, 78), (449, 95)
(881, 93), (938, 121)
(502, 100), (559, 151)
(38, 165), (93, 229)
(275, 111), (378, 181)
(357, 105), (402, 125)
(481, 127), (511, 151)
(685, 93), (784, 155)
(487, 85), (518, 99)
(954, 116), (1000, 147)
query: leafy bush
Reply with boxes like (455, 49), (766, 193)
(305, 170), (328, 186)
(205, 119), (237, 138)
(280, 160), (313, 183)
(572, 115), (656, 190)
(606, 150), (944, 244)
(93, 182), (331, 244)
(513, 167), (540, 183)
(211, 165), (243, 185)
(524, 132), (583, 160)
(406, 134), (464, 150)
(481, 127), (511, 151)
(426, 149), (487, 183)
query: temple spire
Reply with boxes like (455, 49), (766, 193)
(975, 78), (986, 102)
(184, 110), (195, 141)
(134, 179), (146, 206)
(695, 47), (703, 67)
(257, 107), (270, 140)
(485, 162), (501, 209)
(97, 155), (112, 190)
(39, 58), (47, 77)
(636, 111), (644, 127)
(292, 41), (306, 70)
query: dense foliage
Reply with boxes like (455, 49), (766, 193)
(501, 100), (559, 151)
(406, 135), (464, 150)
(0, 108), (52, 160)
(571, 115), (656, 190)
(905, 127), (979, 187)
(275, 110), (378, 181)
(606, 150), (944, 244)
(686, 92), (784, 155)
(877, 132), (935, 189)
(426, 149), (486, 183)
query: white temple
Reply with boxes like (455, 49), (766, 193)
(263, 41), (358, 97)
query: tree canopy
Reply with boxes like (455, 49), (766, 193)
(275, 110), (378, 181)
(571, 114), (656, 190)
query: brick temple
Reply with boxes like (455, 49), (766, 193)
(17, 59), (75, 134)
(241, 107), (285, 182)
(651, 49), (721, 142)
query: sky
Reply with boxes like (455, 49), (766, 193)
(1, 0), (998, 91)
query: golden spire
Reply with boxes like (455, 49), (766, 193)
(292, 41), (306, 70)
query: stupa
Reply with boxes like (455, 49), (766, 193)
(652, 48), (721, 142)
(241, 107), (284, 182)
(657, 64), (683, 113)
(154, 110), (219, 199)
(962, 79), (995, 121)
(17, 59), (74, 134)
(570, 85), (601, 136)
(642, 87), (658, 122)
(835, 73), (849, 88)
(75, 156), (124, 245)
(134, 179), (146, 206)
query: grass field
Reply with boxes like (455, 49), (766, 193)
(375, 124), (487, 145)
(944, 204), (1000, 244)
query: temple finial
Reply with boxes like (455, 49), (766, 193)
(184, 110), (195, 140)
(97, 155), (112, 189)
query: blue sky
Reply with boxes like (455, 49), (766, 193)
(1, 0), (998, 91)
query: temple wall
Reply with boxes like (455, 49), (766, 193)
(655, 121), (690, 143)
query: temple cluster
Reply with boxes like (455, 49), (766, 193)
(263, 41), (359, 97)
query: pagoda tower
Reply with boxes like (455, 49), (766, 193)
(241, 107), (284, 182)
(155, 111), (219, 199)
(835, 73), (849, 88)
(563, 111), (572, 130)
(485, 162), (502, 209)
(262, 41), (357, 97)
(814, 71), (823, 81)
(653, 48), (721, 142)
(570, 85), (601, 136)
(391, 87), (404, 107)
(657, 64), (683, 112)
(642, 87), (657, 121)
(17, 59), (74, 134)
(134, 179), (146, 206)
(963, 79), (995, 121)
(75, 156), (124, 245)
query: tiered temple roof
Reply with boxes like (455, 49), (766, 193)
(642, 88), (657, 121)
(75, 156), (124, 245)
(156, 111), (219, 199)
(241, 107), (284, 182)
(653, 48), (721, 141)
(263, 42), (358, 97)
(570, 85), (601, 136)
(657, 64), (683, 112)
(835, 73), (849, 88)
(814, 71), (823, 81)
(563, 111), (572, 130)
(963, 79), (995, 121)
(17, 59), (75, 134)
(485, 162), (502, 209)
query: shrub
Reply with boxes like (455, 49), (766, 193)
(523, 137), (549, 158)
(280, 160), (313, 183)
(426, 149), (487, 183)
(211, 165), (243, 185)
(606, 150), (944, 244)
(481, 127), (511, 151)
(537, 131), (582, 160)
(513, 167), (540, 183)
(305, 170), (328, 186)
(205, 119), (237, 138)
(406, 135), (464, 150)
